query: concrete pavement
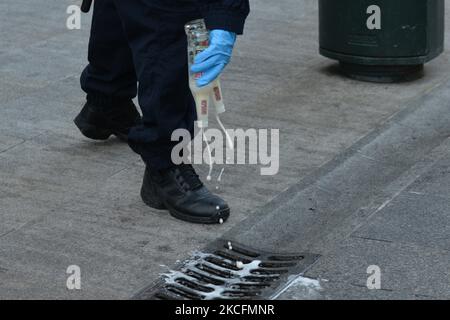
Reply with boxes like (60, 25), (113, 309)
(0, 0), (449, 299)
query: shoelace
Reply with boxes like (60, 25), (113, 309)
(177, 164), (203, 191)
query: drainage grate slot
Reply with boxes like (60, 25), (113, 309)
(134, 240), (320, 300)
(215, 250), (253, 264)
(222, 290), (261, 298)
(230, 282), (272, 290)
(175, 278), (215, 293)
(243, 275), (280, 283)
(195, 263), (234, 279)
(259, 261), (297, 268)
(250, 268), (287, 276)
(184, 269), (226, 286)
(267, 255), (304, 261)
(204, 256), (242, 271)
(225, 245), (260, 258)
(166, 285), (204, 300)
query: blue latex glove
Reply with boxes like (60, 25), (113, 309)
(191, 30), (237, 87)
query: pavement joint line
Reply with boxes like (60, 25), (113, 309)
(351, 234), (450, 256)
(106, 165), (134, 180)
(349, 236), (394, 244)
(0, 131), (49, 153)
(349, 283), (394, 292)
(355, 151), (379, 162)
(307, 276), (439, 298)
(405, 192), (450, 201)
(0, 228), (20, 240)
(315, 278), (437, 299)
(362, 187), (406, 224)
(0, 139), (26, 155)
(0, 206), (60, 240)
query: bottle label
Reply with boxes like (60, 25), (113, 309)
(201, 100), (208, 115)
(194, 72), (204, 80)
(213, 87), (222, 101)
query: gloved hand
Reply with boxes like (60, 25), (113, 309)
(191, 30), (237, 87)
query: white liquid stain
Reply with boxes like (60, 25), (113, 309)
(160, 251), (265, 300)
(202, 129), (213, 181)
(270, 275), (323, 300)
(216, 114), (234, 150)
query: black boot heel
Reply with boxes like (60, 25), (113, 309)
(74, 101), (140, 142)
(141, 174), (166, 210)
(74, 114), (112, 140)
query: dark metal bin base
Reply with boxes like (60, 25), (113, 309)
(339, 62), (424, 83)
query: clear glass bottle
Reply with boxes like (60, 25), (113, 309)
(185, 19), (226, 128)
(185, 19), (210, 128)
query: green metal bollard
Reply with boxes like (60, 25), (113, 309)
(319, 0), (445, 82)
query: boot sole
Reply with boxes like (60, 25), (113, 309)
(164, 202), (230, 225)
(74, 114), (129, 142)
(141, 181), (230, 224)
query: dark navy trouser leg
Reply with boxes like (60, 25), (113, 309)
(80, 0), (137, 105)
(81, 0), (200, 170)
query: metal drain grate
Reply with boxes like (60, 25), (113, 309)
(134, 240), (320, 300)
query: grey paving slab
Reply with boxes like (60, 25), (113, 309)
(0, 268), (110, 300)
(271, 138), (450, 300)
(357, 120), (450, 168)
(355, 156), (450, 250)
(0, 0), (90, 55)
(355, 194), (450, 250)
(397, 90), (450, 137)
(0, 38), (87, 89)
(0, 163), (254, 299)
(227, 154), (403, 254)
(304, 237), (450, 299)
(0, 216), (129, 299)
(0, 188), (227, 299)
(0, 138), (133, 229)
(276, 278), (427, 300)
(407, 156), (450, 199)
(0, 82), (84, 140)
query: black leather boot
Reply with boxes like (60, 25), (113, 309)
(141, 164), (230, 224)
(74, 100), (141, 142)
